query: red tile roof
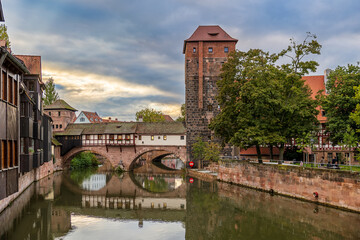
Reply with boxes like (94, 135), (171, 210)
(302, 75), (326, 122)
(240, 147), (280, 156)
(162, 114), (174, 122)
(81, 111), (102, 123)
(183, 25), (237, 53)
(14, 55), (42, 81)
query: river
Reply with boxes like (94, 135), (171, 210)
(0, 169), (359, 240)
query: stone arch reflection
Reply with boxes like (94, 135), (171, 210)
(130, 172), (185, 193)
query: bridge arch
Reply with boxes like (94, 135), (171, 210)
(62, 146), (113, 169)
(129, 149), (184, 171)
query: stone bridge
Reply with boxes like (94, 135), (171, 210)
(61, 145), (186, 171)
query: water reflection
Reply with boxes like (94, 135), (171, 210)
(0, 170), (359, 240)
(133, 174), (184, 193)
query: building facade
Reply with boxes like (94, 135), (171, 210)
(183, 26), (237, 159)
(44, 99), (77, 132)
(73, 111), (103, 124)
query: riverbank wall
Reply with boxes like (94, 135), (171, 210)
(217, 161), (360, 212)
(0, 161), (55, 213)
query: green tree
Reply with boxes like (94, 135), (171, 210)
(0, 24), (10, 47)
(176, 104), (186, 122)
(210, 34), (321, 160)
(43, 77), (59, 106)
(322, 65), (360, 144)
(192, 137), (220, 168)
(135, 107), (165, 122)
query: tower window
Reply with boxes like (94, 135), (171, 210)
(58, 111), (61, 116)
(208, 47), (213, 53)
(193, 47), (196, 53)
(321, 110), (326, 117)
(207, 105), (213, 111)
(224, 47), (229, 53)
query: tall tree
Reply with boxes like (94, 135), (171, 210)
(322, 64), (360, 144)
(43, 77), (59, 106)
(135, 108), (165, 122)
(210, 34), (321, 160)
(176, 104), (185, 122)
(0, 24), (10, 47)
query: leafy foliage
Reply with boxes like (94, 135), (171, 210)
(209, 33), (321, 160)
(43, 77), (59, 106)
(321, 64), (360, 145)
(192, 137), (221, 164)
(176, 104), (186, 122)
(70, 151), (99, 169)
(0, 24), (10, 47)
(135, 107), (165, 122)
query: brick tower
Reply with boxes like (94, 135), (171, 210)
(183, 26), (237, 159)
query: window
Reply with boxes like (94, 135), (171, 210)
(180, 136), (184, 140)
(86, 135), (90, 140)
(207, 105), (213, 111)
(158, 136), (160, 139)
(224, 47), (229, 53)
(117, 135), (123, 140)
(52, 125), (54, 129)
(49, 112), (51, 116)
(20, 138), (25, 154)
(109, 134), (114, 140)
(56, 125), (58, 129)
(193, 47), (196, 53)
(98, 135), (103, 140)
(60, 124), (62, 129)
(321, 110), (326, 117)
(125, 134), (130, 140)
(163, 135), (167, 140)
(80, 117), (85, 122)
(8, 76), (13, 104)
(58, 111), (61, 116)
(138, 135), (142, 140)
(151, 135), (154, 141)
(208, 47), (213, 53)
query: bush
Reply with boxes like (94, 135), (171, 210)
(71, 151), (99, 169)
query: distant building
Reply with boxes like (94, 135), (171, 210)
(74, 111), (103, 124)
(101, 117), (120, 123)
(162, 115), (174, 122)
(44, 99), (77, 132)
(183, 25), (237, 158)
(16, 54), (53, 172)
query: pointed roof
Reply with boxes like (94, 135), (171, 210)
(183, 25), (238, 53)
(0, 1), (4, 22)
(44, 99), (77, 111)
(75, 111), (103, 123)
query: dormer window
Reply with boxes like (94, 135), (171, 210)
(193, 47), (196, 53)
(80, 117), (85, 122)
(208, 47), (213, 53)
(224, 47), (229, 53)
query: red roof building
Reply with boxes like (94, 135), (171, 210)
(74, 111), (103, 124)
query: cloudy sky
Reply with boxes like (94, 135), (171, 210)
(3, 0), (360, 120)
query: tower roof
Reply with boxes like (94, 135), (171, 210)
(44, 99), (77, 111)
(183, 25), (238, 53)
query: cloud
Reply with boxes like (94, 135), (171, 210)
(2, 0), (360, 119)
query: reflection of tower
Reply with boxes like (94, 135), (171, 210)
(184, 26), (238, 158)
(51, 208), (71, 238)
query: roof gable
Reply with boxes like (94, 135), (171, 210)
(44, 99), (77, 111)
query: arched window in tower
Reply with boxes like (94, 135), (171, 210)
(224, 47), (229, 53)
(193, 47), (196, 53)
(208, 47), (213, 53)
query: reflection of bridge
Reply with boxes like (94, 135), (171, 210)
(55, 122), (187, 170)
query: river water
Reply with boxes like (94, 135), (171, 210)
(0, 170), (359, 240)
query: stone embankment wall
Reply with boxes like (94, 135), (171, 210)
(0, 161), (54, 213)
(218, 162), (360, 212)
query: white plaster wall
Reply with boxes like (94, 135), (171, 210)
(135, 134), (186, 146)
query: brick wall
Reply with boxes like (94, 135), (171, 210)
(0, 160), (54, 213)
(218, 162), (360, 212)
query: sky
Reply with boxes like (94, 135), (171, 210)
(3, 0), (360, 120)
